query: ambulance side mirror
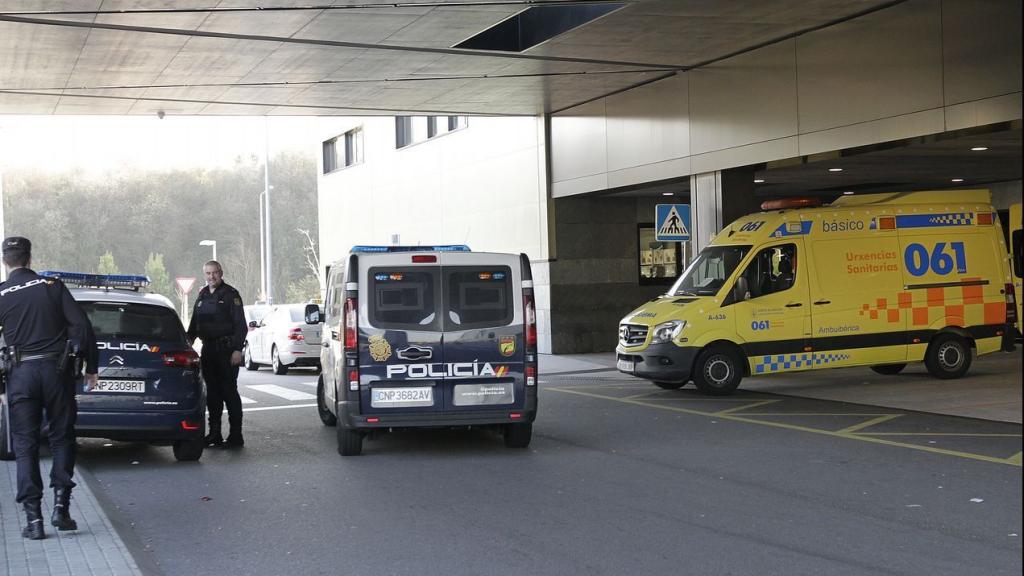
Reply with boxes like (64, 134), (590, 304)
(304, 304), (323, 325)
(734, 277), (751, 302)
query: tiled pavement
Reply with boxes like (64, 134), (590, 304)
(1, 457), (142, 576)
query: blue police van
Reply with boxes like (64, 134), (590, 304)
(307, 246), (538, 456)
(1, 273), (206, 462)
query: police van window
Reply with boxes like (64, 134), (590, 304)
(82, 303), (188, 343)
(737, 244), (797, 298)
(327, 270), (345, 321)
(369, 268), (440, 330)
(670, 245), (750, 296)
(445, 267), (513, 330)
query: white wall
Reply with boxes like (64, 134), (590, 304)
(317, 116), (549, 265)
(315, 115), (555, 352)
(551, 0), (1022, 197)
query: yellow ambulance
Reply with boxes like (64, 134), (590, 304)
(617, 190), (1017, 395)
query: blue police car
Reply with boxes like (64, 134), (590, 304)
(1, 273), (206, 462)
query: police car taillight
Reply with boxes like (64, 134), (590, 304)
(288, 327), (304, 342)
(524, 294), (537, 353)
(164, 350), (199, 368)
(525, 365), (536, 387)
(344, 297), (358, 350)
(348, 369), (359, 392)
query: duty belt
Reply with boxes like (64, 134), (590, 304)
(20, 352), (62, 362)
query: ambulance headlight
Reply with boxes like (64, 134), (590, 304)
(651, 320), (686, 344)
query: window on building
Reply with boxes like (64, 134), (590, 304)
(322, 138), (338, 173)
(398, 116), (468, 148)
(324, 127), (363, 173)
(396, 116), (412, 148)
(637, 224), (685, 286)
(344, 128), (362, 167)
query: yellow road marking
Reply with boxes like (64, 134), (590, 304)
(736, 413), (897, 417)
(548, 387), (1022, 467)
(837, 414), (903, 434)
(858, 432), (1022, 437)
(714, 400), (781, 415)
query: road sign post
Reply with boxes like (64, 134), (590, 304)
(175, 276), (196, 325)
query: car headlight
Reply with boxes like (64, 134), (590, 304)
(651, 320), (686, 344)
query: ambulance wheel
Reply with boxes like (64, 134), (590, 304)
(925, 334), (972, 379)
(317, 377), (337, 427)
(338, 427), (363, 456)
(243, 345), (258, 371)
(653, 381), (685, 390)
(173, 437), (204, 462)
(0, 403), (14, 461)
(503, 423), (533, 448)
(870, 363), (906, 375)
(692, 346), (743, 396)
(271, 346), (289, 375)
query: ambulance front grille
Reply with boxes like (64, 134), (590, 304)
(619, 324), (648, 347)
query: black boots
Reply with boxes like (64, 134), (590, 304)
(22, 500), (45, 540)
(225, 429), (244, 448)
(51, 488), (78, 531)
(204, 430), (224, 446)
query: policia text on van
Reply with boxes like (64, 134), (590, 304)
(617, 191), (1017, 395)
(307, 245), (538, 456)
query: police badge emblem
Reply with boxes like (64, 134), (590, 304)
(368, 335), (392, 362)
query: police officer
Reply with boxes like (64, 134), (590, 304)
(0, 237), (98, 540)
(187, 260), (247, 448)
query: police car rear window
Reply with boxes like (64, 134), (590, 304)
(369, 268), (440, 330)
(445, 267), (513, 329)
(82, 302), (188, 343)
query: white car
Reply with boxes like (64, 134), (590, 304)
(243, 303), (322, 374)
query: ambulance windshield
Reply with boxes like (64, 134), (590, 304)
(669, 245), (751, 296)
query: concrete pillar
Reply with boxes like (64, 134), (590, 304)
(689, 167), (761, 252)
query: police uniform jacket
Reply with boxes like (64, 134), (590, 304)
(0, 268), (99, 373)
(187, 282), (246, 352)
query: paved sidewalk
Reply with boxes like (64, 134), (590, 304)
(1, 457), (142, 576)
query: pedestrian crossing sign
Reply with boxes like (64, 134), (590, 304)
(655, 204), (691, 241)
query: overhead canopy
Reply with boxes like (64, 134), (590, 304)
(0, 0), (895, 116)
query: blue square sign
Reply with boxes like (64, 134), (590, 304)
(655, 204), (691, 241)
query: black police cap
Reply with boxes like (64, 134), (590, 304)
(2, 236), (31, 255)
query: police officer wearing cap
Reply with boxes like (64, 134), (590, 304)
(187, 260), (247, 448)
(0, 237), (98, 540)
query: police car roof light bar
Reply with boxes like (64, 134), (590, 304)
(39, 271), (151, 291)
(350, 245), (471, 253)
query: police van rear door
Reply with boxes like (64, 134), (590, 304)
(78, 301), (201, 412)
(361, 260), (444, 415)
(440, 253), (524, 413)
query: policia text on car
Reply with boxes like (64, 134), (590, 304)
(0, 236), (99, 540)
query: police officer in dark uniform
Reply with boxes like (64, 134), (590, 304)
(0, 237), (98, 540)
(187, 260), (247, 448)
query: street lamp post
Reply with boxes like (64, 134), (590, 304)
(199, 239), (217, 261)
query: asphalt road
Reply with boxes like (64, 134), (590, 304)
(77, 367), (1022, 576)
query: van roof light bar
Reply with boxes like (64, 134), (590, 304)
(39, 271), (151, 291)
(350, 245), (471, 253)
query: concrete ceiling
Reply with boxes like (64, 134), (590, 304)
(0, 0), (896, 116)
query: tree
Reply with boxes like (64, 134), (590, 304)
(145, 253), (172, 300)
(97, 251), (119, 275)
(286, 275), (321, 304)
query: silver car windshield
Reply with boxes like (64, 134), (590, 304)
(668, 245), (751, 297)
